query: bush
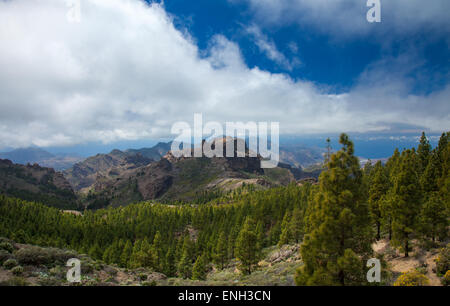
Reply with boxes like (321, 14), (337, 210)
(49, 266), (65, 279)
(442, 270), (450, 286)
(3, 258), (18, 270)
(0, 241), (14, 253)
(0, 276), (29, 286)
(141, 280), (157, 286)
(435, 244), (450, 276)
(81, 261), (94, 274)
(11, 265), (24, 276)
(104, 266), (117, 276)
(394, 270), (430, 286)
(37, 276), (60, 286)
(0, 250), (12, 265)
(15, 246), (77, 266)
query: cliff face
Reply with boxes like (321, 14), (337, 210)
(0, 159), (77, 209)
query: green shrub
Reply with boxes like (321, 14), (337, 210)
(0, 276), (29, 286)
(49, 266), (65, 279)
(0, 241), (14, 253)
(37, 276), (60, 286)
(435, 244), (450, 276)
(81, 261), (94, 274)
(0, 250), (12, 265)
(141, 280), (157, 286)
(11, 265), (24, 276)
(442, 270), (450, 286)
(15, 246), (77, 266)
(3, 258), (18, 270)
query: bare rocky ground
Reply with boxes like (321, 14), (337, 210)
(372, 238), (447, 286)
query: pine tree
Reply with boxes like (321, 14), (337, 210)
(368, 161), (388, 240)
(102, 245), (114, 264)
(417, 132), (431, 173)
(178, 247), (192, 279)
(163, 247), (177, 277)
(214, 232), (228, 270)
(120, 240), (133, 267)
(192, 254), (208, 280)
(255, 221), (265, 251)
(129, 239), (143, 268)
(420, 192), (448, 242)
(391, 149), (422, 257)
(295, 134), (373, 286)
(152, 231), (162, 269)
(278, 212), (291, 246)
(268, 222), (281, 245)
(235, 217), (258, 274)
(421, 150), (440, 194)
(289, 206), (304, 243)
(88, 243), (103, 260)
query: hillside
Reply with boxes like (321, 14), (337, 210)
(1, 237), (447, 286)
(0, 237), (301, 286)
(63, 149), (153, 193)
(0, 159), (77, 209)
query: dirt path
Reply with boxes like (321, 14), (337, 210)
(372, 239), (442, 286)
(425, 253), (441, 286)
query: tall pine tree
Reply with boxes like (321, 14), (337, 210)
(295, 134), (373, 286)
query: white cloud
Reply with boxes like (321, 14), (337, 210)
(234, 0), (450, 39)
(0, 0), (448, 149)
(246, 24), (299, 70)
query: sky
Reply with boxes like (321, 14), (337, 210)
(0, 0), (449, 154)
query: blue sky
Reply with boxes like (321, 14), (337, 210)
(160, 0), (449, 94)
(0, 0), (448, 155)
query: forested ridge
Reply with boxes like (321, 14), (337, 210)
(0, 132), (448, 285)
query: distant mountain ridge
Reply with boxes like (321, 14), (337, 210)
(125, 142), (172, 161)
(279, 144), (325, 168)
(0, 147), (54, 163)
(0, 158), (77, 209)
(0, 147), (83, 171)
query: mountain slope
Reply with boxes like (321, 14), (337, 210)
(63, 149), (153, 192)
(0, 159), (77, 209)
(83, 138), (295, 208)
(63, 142), (173, 192)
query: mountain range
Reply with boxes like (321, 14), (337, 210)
(0, 139), (324, 209)
(80, 137), (297, 208)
